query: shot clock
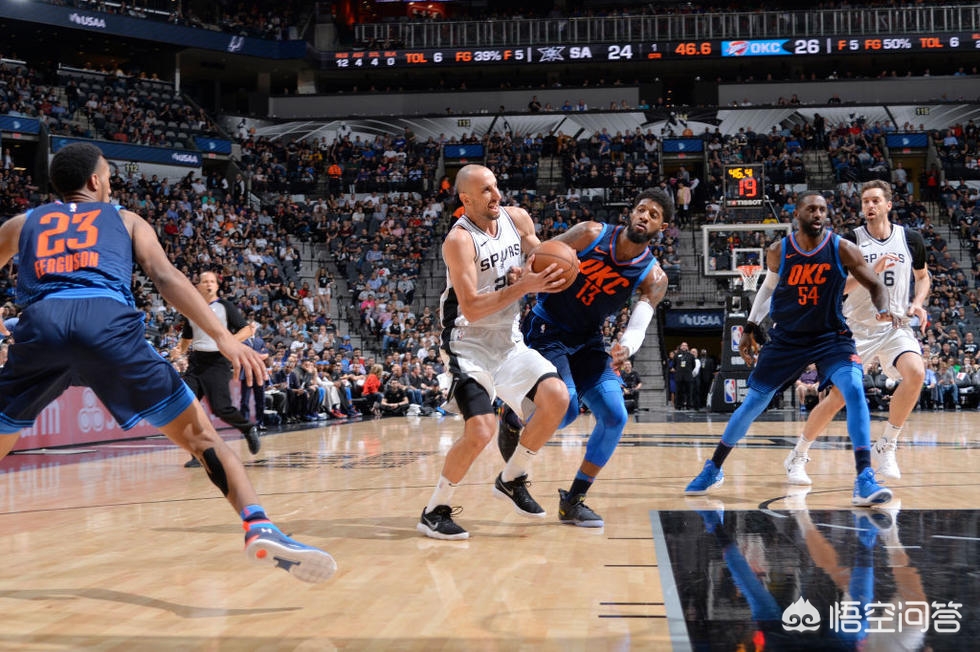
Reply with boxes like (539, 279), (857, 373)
(723, 165), (765, 209)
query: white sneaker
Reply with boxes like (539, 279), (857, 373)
(872, 437), (901, 480)
(784, 450), (812, 485)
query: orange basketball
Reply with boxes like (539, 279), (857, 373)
(530, 240), (579, 291)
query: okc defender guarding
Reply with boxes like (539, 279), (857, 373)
(418, 164), (569, 540)
(0, 143), (335, 581)
(498, 187), (673, 526)
(785, 180), (929, 484)
(685, 191), (899, 507)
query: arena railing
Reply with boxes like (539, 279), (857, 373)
(354, 4), (980, 49)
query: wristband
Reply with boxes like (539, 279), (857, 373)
(743, 321), (767, 344)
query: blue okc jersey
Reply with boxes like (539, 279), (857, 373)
(533, 224), (656, 336)
(770, 231), (849, 335)
(17, 201), (135, 307)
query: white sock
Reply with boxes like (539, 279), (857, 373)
(882, 422), (903, 443)
(502, 444), (536, 482)
(425, 475), (457, 514)
(794, 434), (814, 456)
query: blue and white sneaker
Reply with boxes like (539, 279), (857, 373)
(684, 460), (725, 495)
(851, 467), (893, 507)
(244, 521), (337, 583)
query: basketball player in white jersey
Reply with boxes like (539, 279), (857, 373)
(786, 180), (930, 484)
(418, 165), (570, 540)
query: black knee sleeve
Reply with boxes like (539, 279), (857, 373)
(202, 447), (229, 496)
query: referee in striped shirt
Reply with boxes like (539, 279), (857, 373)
(171, 271), (261, 467)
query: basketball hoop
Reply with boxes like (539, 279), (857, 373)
(736, 264), (762, 293)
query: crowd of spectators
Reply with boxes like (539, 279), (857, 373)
(1, 56), (220, 149)
(934, 120), (980, 182)
(4, 45), (980, 422)
(58, 67), (218, 147)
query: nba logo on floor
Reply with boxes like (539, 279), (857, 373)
(731, 325), (743, 351)
(724, 379), (737, 403)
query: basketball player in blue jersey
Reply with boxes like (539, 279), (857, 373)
(0, 143), (335, 582)
(685, 191), (900, 507)
(418, 164), (570, 540)
(785, 180), (930, 485)
(497, 187), (674, 527)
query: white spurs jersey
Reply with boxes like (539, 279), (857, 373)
(440, 207), (524, 335)
(843, 224), (925, 335)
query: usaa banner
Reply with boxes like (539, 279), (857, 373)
(664, 309), (725, 332)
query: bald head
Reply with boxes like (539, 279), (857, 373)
(454, 165), (501, 222)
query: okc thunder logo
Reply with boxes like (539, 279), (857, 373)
(726, 40), (749, 56)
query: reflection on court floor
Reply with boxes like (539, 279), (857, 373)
(653, 506), (978, 651)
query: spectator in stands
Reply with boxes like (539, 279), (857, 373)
(620, 360), (643, 414)
(920, 359), (939, 410)
(380, 378), (410, 416)
(674, 342), (697, 410)
(795, 364), (821, 411)
(955, 358), (979, 409)
(937, 360), (960, 410)
(240, 321), (269, 429)
(361, 363), (385, 417)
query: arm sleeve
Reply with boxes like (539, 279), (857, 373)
(618, 300), (655, 358)
(747, 270), (780, 324)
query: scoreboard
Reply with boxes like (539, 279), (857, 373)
(724, 165), (765, 209)
(330, 32), (980, 69)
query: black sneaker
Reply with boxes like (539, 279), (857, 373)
(493, 473), (546, 518)
(184, 457), (201, 468)
(417, 505), (469, 540)
(497, 405), (522, 462)
(558, 489), (604, 527)
(242, 424), (261, 455)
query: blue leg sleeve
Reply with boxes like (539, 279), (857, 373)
(558, 385), (581, 430)
(722, 545), (781, 621)
(581, 382), (629, 469)
(720, 387), (776, 447)
(831, 364), (871, 451)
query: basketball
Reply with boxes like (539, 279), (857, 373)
(530, 240), (579, 291)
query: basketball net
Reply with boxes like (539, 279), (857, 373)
(736, 264), (761, 293)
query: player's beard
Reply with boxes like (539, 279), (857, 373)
(800, 218), (824, 239)
(626, 223), (655, 244)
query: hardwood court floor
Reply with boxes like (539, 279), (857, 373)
(0, 405), (977, 650)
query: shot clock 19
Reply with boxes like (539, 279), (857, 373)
(724, 164), (765, 209)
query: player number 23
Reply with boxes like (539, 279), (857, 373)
(35, 210), (100, 257)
